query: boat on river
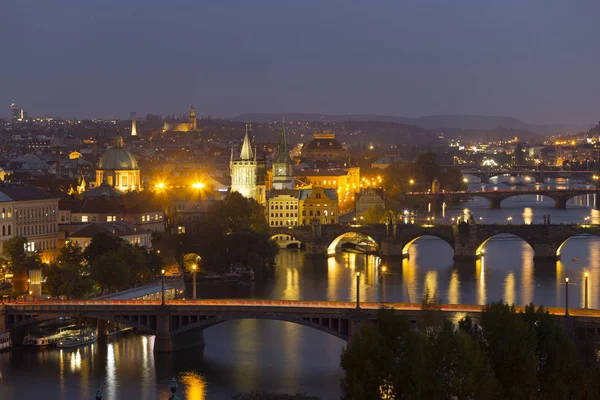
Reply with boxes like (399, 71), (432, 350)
(56, 328), (98, 349)
(0, 332), (12, 351)
(22, 324), (77, 347)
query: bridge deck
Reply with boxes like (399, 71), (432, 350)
(4, 299), (599, 319)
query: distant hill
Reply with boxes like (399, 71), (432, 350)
(232, 113), (590, 135)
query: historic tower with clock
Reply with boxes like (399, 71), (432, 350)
(272, 120), (294, 190)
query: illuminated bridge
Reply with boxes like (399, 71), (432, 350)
(459, 168), (596, 184)
(271, 223), (600, 261)
(3, 300), (600, 352)
(406, 188), (599, 209)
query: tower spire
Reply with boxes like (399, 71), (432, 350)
(240, 123), (254, 160)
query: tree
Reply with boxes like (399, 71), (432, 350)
(90, 250), (131, 292)
(341, 310), (427, 400)
(479, 302), (539, 399)
(362, 205), (386, 224)
(2, 236), (43, 294)
(83, 232), (124, 265)
(43, 242), (93, 298)
(426, 321), (498, 399)
(514, 143), (526, 165)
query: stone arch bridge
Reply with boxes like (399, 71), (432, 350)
(406, 188), (599, 210)
(271, 223), (600, 261)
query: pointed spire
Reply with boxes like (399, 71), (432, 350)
(240, 123), (254, 160)
(274, 118), (292, 164)
(230, 147), (234, 162)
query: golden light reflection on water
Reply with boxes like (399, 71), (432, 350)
(180, 371), (207, 400)
(522, 207), (533, 225)
(106, 343), (116, 400)
(402, 258), (417, 303)
(327, 256), (337, 301)
(447, 269), (459, 304)
(476, 257), (486, 305)
(504, 272), (515, 305)
(283, 266), (300, 300)
(424, 270), (438, 299)
(521, 253), (534, 305)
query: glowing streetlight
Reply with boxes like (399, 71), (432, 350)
(155, 182), (166, 191)
(463, 177), (468, 183)
(565, 277), (570, 316)
(380, 266), (387, 304)
(161, 269), (166, 306)
(191, 182), (205, 189)
(192, 263), (198, 300)
(584, 272), (589, 309)
(409, 179), (415, 185)
(356, 272), (361, 309)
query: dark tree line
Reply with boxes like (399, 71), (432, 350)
(152, 192), (278, 273)
(342, 302), (599, 400)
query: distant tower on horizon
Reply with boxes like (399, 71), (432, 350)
(10, 101), (25, 122)
(131, 112), (137, 136)
(272, 119), (294, 190)
(162, 105), (197, 132)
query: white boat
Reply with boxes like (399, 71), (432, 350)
(56, 329), (98, 349)
(0, 332), (11, 351)
(22, 324), (77, 347)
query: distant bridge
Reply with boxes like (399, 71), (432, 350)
(406, 188), (599, 209)
(459, 168), (596, 184)
(3, 300), (600, 352)
(270, 223), (600, 261)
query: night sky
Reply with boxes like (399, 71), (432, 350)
(2, 1), (599, 124)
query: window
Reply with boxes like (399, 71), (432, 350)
(177, 226), (186, 234)
(155, 214), (159, 220)
(122, 175), (128, 186)
(316, 193), (321, 199)
(107, 216), (116, 222)
(142, 216), (146, 222)
(81, 215), (88, 222)
(8, 225), (11, 235)
(309, 210), (313, 216)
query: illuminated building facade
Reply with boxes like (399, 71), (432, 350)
(355, 188), (385, 218)
(92, 137), (141, 192)
(298, 187), (338, 226)
(0, 184), (60, 262)
(301, 133), (349, 162)
(229, 125), (266, 204)
(162, 106), (197, 132)
(267, 190), (299, 227)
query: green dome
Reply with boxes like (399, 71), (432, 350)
(99, 147), (138, 170)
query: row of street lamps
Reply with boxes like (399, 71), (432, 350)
(354, 268), (590, 315)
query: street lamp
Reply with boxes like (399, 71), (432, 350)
(161, 269), (166, 306)
(507, 216), (513, 225)
(356, 272), (361, 309)
(565, 277), (570, 316)
(380, 266), (387, 305)
(584, 272), (589, 309)
(409, 179), (415, 186)
(192, 263), (197, 300)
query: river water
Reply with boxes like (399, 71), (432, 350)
(1, 177), (599, 399)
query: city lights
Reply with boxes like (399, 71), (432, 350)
(191, 182), (205, 189)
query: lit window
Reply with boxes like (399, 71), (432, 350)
(177, 226), (186, 234)
(142, 216), (146, 222)
(81, 216), (88, 222)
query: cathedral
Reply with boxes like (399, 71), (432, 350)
(162, 106), (197, 132)
(229, 125), (266, 204)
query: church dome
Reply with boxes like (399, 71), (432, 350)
(99, 147), (138, 170)
(303, 134), (344, 151)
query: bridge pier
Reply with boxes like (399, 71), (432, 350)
(489, 197), (502, 209)
(154, 306), (173, 352)
(554, 197), (568, 210)
(380, 240), (404, 257)
(533, 243), (560, 262)
(536, 173), (545, 184)
(304, 241), (329, 257)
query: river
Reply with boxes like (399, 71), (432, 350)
(1, 177), (599, 399)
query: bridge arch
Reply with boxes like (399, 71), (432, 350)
(270, 234), (302, 249)
(327, 232), (379, 255)
(401, 235), (454, 257)
(172, 315), (353, 342)
(556, 233), (600, 258)
(475, 233), (534, 257)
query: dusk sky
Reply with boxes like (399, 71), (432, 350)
(2, 1), (600, 124)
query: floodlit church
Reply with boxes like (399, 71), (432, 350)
(229, 125), (266, 204)
(90, 137), (141, 193)
(162, 106), (197, 132)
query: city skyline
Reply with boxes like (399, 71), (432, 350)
(2, 1), (600, 125)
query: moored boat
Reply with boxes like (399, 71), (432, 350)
(56, 329), (98, 349)
(0, 331), (11, 351)
(22, 324), (77, 347)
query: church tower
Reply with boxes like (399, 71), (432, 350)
(230, 124), (266, 204)
(130, 112), (137, 136)
(189, 106), (197, 131)
(272, 119), (294, 190)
